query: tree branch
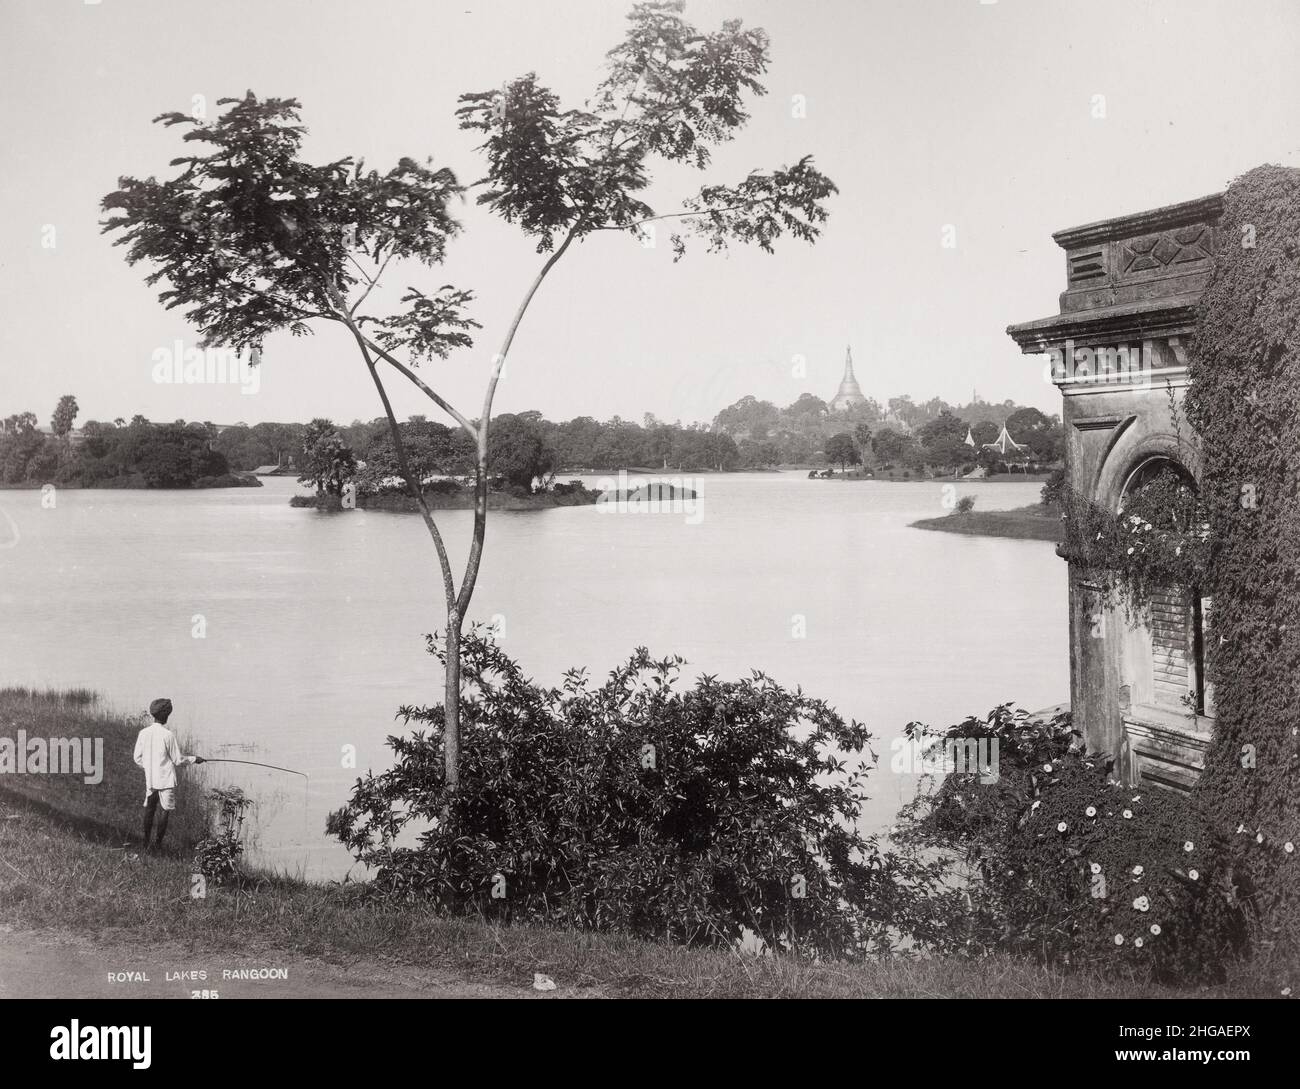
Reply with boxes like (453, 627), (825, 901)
(360, 335), (480, 439)
(455, 225), (579, 618)
(348, 251), (392, 317)
(344, 319), (459, 611)
(589, 203), (752, 232)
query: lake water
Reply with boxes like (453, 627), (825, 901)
(0, 473), (1067, 877)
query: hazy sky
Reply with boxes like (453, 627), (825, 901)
(3, 0), (1298, 429)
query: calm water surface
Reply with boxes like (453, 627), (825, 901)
(0, 473), (1066, 876)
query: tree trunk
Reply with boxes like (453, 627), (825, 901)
(443, 610), (460, 792)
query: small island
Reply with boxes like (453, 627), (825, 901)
(911, 502), (1063, 542)
(291, 478), (600, 512)
(910, 472), (1065, 542)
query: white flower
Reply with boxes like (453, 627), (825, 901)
(1133, 895), (1150, 911)
(1283, 987), (1293, 997)
(1134, 937), (1145, 949)
(1188, 869), (1199, 881)
(1031, 800), (1041, 810)
(1132, 865), (1144, 876)
(1091, 862), (1102, 875)
(1127, 547), (1135, 555)
(1184, 841), (1195, 852)
(1258, 832), (1266, 844)
(1236, 823), (1248, 834)
(1175, 546), (1182, 556)
(1114, 934), (1125, 945)
(1286, 842), (1295, 854)
(1122, 809), (1133, 820)
(1150, 924), (1162, 936)
(1057, 821), (1068, 833)
(1131, 795), (1142, 803)
(1086, 806), (1097, 818)
(1043, 763), (1053, 773)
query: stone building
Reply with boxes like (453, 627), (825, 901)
(1007, 192), (1223, 791)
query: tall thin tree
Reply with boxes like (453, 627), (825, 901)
(102, 1), (836, 791)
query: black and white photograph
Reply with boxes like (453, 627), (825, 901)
(1, 0), (1297, 1064)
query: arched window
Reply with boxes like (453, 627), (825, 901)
(1117, 457), (1212, 722)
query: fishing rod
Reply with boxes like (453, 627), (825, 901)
(200, 757), (311, 837)
(198, 757), (309, 779)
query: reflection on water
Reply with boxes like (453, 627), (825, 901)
(0, 473), (1066, 877)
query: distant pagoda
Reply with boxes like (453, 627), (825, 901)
(982, 421), (1029, 458)
(829, 345), (867, 411)
(981, 422), (1032, 472)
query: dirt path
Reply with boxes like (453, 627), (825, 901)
(0, 925), (554, 999)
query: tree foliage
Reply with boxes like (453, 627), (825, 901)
(454, 2), (836, 259)
(297, 418), (357, 496)
(50, 395), (79, 438)
(0, 407), (234, 488)
(824, 431), (859, 473)
(487, 412), (555, 492)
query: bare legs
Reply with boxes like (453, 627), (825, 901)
(141, 792), (170, 850)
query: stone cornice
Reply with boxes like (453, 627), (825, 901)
(1006, 297), (1199, 353)
(1052, 194), (1224, 250)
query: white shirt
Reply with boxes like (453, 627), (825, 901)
(133, 722), (195, 792)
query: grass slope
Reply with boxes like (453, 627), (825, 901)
(0, 688), (1275, 998)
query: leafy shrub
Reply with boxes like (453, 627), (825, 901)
(288, 493), (343, 510)
(551, 480), (595, 498)
(893, 706), (1248, 981)
(193, 787), (251, 885)
(1040, 466), (1066, 508)
(953, 495), (975, 515)
(1058, 464), (1209, 619)
(328, 630), (941, 959)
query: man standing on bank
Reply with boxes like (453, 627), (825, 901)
(133, 697), (204, 851)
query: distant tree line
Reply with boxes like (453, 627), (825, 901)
(0, 398), (239, 487)
(218, 412), (753, 492)
(2, 390), (1062, 491)
(711, 392), (1064, 474)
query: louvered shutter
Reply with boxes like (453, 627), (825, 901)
(1150, 588), (1193, 710)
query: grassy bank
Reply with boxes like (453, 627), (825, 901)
(1, 687), (1282, 998)
(0, 687), (206, 847)
(911, 503), (1064, 543)
(4, 794), (1273, 997)
(812, 470), (1055, 483)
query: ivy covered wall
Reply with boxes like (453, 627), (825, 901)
(1187, 164), (1300, 927)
